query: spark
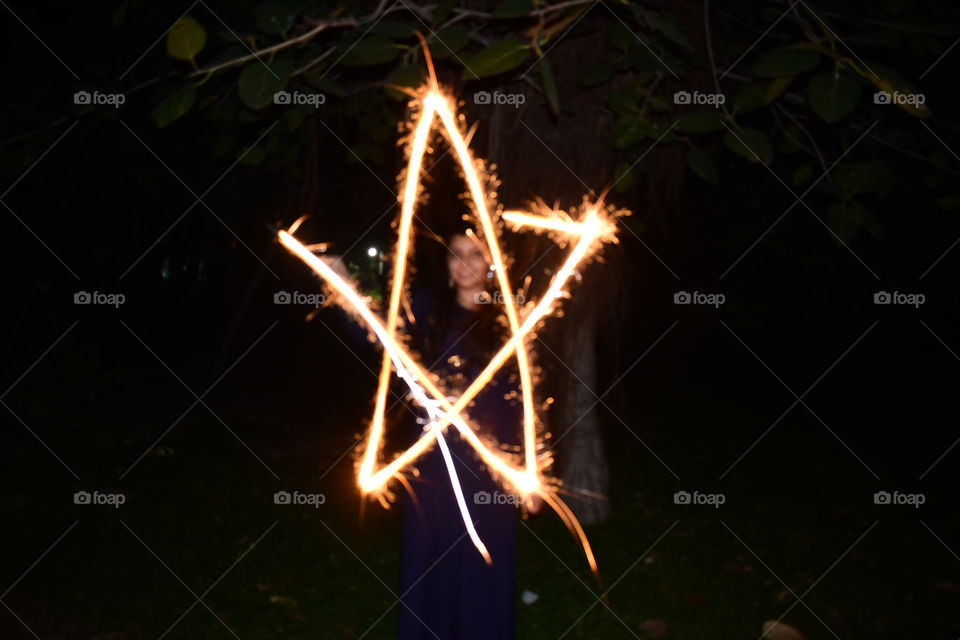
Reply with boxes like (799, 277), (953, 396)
(277, 77), (628, 578)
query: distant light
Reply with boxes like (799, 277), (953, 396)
(367, 247), (378, 257)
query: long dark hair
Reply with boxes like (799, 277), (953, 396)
(419, 230), (507, 373)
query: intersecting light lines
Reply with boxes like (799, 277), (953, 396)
(119, 321), (280, 479)
(1, 321), (81, 479)
(554, 519), (680, 639)
(278, 76), (625, 570)
(1, 120), (81, 280)
(118, 120), (280, 280)
(122, 519), (278, 640)
(719, 321), (879, 480)
(0, 520), (78, 638)
(718, 120), (880, 281)
(723, 519), (878, 640)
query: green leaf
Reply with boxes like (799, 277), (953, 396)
(753, 48), (820, 77)
(384, 65), (427, 99)
(491, 0), (533, 18)
(239, 143), (266, 167)
(340, 35), (400, 66)
(605, 89), (637, 117)
(732, 83), (767, 115)
(166, 17), (206, 62)
(644, 11), (692, 50)
(579, 60), (615, 87)
(764, 75), (793, 104)
(792, 164), (813, 186)
(676, 108), (725, 133)
(428, 24), (470, 60)
(613, 161), (633, 193)
(826, 202), (864, 243)
(461, 36), (530, 79)
(255, 2), (295, 36)
(370, 20), (417, 39)
(150, 84), (196, 128)
(806, 71), (861, 122)
(610, 21), (634, 52)
(685, 147), (718, 185)
(237, 58), (290, 110)
(432, 0), (456, 26)
(539, 55), (560, 116)
(723, 127), (773, 163)
(613, 115), (646, 149)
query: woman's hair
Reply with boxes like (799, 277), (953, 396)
(420, 228), (505, 369)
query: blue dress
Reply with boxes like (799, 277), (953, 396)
(396, 291), (521, 639)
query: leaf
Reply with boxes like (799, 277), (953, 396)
(792, 164), (813, 186)
(370, 20), (417, 39)
(732, 83), (767, 115)
(539, 55), (560, 116)
(432, 0), (456, 26)
(384, 65), (426, 99)
(255, 2), (296, 36)
(340, 35), (400, 66)
(613, 115), (646, 149)
(723, 127), (773, 163)
(686, 147), (718, 185)
(676, 108), (725, 133)
(826, 202), (863, 243)
(461, 36), (530, 79)
(491, 0), (533, 18)
(239, 143), (266, 167)
(764, 75), (793, 104)
(151, 84), (196, 128)
(807, 71), (861, 122)
(605, 89), (637, 117)
(428, 24), (470, 60)
(237, 58), (290, 110)
(614, 161), (633, 193)
(643, 11), (692, 50)
(580, 60), (615, 87)
(166, 17), (206, 62)
(610, 21), (634, 52)
(753, 48), (820, 77)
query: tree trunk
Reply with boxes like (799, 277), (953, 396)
(557, 305), (612, 523)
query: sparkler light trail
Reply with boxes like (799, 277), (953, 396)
(276, 53), (628, 577)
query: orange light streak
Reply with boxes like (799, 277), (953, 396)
(277, 81), (626, 577)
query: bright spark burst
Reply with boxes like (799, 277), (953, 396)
(277, 68), (627, 576)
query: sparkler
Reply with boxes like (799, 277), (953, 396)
(277, 50), (628, 577)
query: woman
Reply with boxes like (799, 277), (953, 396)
(396, 228), (534, 639)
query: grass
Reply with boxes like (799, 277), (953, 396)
(3, 353), (957, 639)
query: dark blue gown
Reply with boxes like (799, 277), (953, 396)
(396, 291), (521, 640)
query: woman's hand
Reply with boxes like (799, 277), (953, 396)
(524, 493), (544, 516)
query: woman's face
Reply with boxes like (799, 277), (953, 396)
(447, 234), (488, 291)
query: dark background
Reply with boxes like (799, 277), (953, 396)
(2, 1), (959, 638)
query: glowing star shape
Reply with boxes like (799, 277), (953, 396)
(277, 70), (625, 574)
